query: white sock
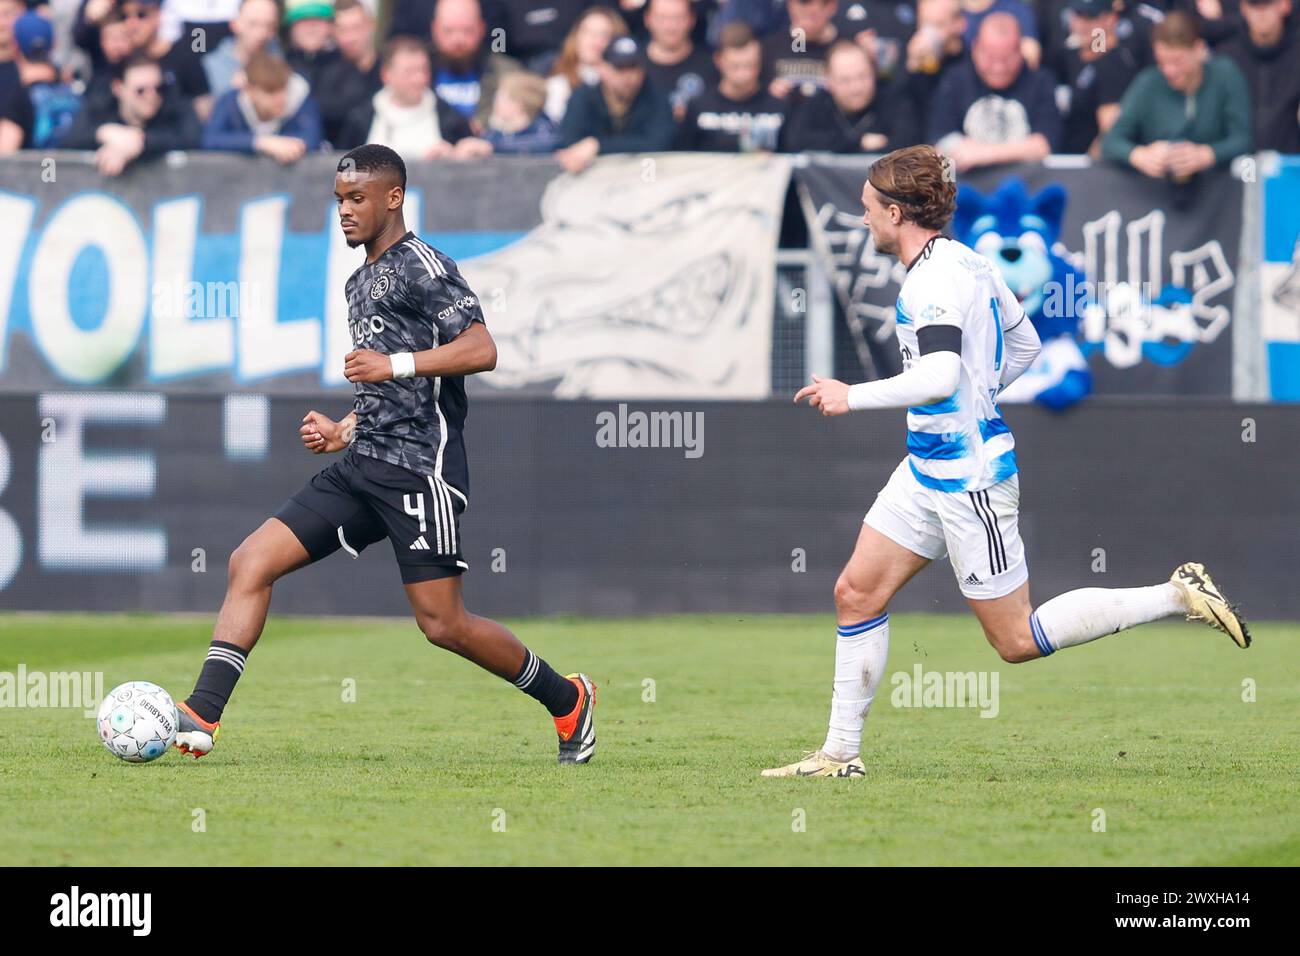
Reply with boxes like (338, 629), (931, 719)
(1030, 583), (1187, 655)
(822, 613), (889, 761)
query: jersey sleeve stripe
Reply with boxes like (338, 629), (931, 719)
(414, 237), (448, 276)
(405, 238), (447, 279)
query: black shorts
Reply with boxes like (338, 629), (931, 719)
(274, 451), (467, 584)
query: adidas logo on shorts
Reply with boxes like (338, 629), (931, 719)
(409, 536), (430, 550)
(963, 572), (982, 586)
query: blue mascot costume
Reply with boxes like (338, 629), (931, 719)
(952, 179), (1091, 411)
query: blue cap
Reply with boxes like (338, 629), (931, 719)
(14, 12), (54, 60)
(603, 36), (647, 69)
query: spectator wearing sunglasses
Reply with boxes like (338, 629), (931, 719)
(61, 52), (202, 174)
(81, 0), (211, 117)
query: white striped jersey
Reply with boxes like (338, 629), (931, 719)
(895, 236), (1027, 493)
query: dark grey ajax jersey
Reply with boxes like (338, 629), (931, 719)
(346, 232), (484, 491)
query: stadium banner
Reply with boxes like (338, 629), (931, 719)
(1261, 155), (1300, 401)
(1, 392), (1296, 619)
(0, 151), (790, 399)
(794, 157), (1244, 396)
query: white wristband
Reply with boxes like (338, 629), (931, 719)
(390, 352), (416, 380)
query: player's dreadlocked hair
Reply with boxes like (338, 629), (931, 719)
(338, 144), (407, 191)
(867, 145), (957, 231)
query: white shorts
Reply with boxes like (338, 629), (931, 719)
(864, 458), (1028, 600)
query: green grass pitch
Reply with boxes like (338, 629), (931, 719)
(1, 612), (1296, 866)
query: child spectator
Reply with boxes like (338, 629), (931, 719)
(484, 70), (559, 153)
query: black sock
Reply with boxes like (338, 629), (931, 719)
(185, 641), (248, 723)
(512, 649), (579, 718)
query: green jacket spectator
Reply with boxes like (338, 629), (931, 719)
(1101, 56), (1252, 167)
(1102, 11), (1251, 177)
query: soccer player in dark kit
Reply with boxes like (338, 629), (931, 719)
(171, 144), (596, 765)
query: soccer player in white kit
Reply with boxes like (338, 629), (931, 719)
(763, 145), (1250, 778)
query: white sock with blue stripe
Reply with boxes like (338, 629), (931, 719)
(1029, 583), (1187, 656)
(822, 613), (890, 761)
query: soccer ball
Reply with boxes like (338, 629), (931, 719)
(96, 681), (178, 763)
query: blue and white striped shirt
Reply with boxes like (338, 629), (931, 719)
(895, 237), (1027, 493)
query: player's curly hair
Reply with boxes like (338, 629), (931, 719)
(867, 145), (958, 231)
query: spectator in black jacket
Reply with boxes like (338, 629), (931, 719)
(782, 38), (917, 151)
(75, 0), (208, 116)
(902, 0), (967, 137)
(97, 0), (211, 116)
(80, 9), (133, 104)
(61, 53), (201, 174)
(284, 0), (339, 99)
(1058, 0), (1143, 155)
(1187, 0), (1244, 48)
(73, 0), (129, 77)
(677, 21), (787, 150)
(316, 0), (382, 145)
(762, 0), (840, 99)
(493, 0), (586, 73)
(556, 34), (674, 171)
(1220, 0), (1300, 152)
(0, 4), (33, 152)
(833, 0), (917, 83)
(337, 35), (487, 159)
(644, 0), (718, 119)
(929, 11), (1061, 170)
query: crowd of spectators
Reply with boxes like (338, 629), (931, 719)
(0, 0), (1294, 177)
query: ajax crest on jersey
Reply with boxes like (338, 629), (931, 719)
(370, 274), (391, 299)
(96, 681), (178, 763)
